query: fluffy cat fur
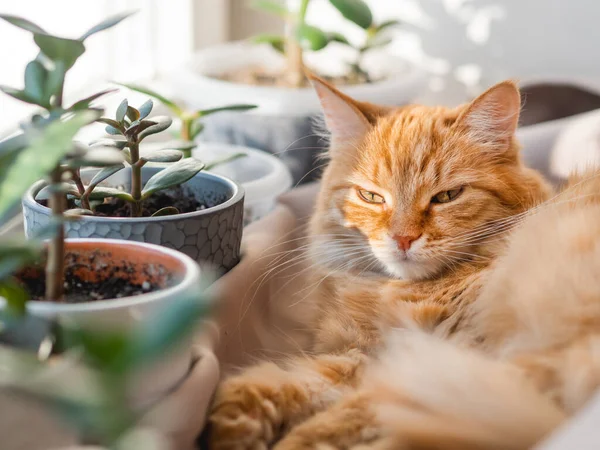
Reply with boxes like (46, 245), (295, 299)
(206, 76), (600, 449)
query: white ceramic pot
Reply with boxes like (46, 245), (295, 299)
(165, 41), (426, 184)
(194, 143), (293, 224)
(0, 238), (204, 406)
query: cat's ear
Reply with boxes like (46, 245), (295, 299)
(457, 80), (521, 151)
(309, 74), (382, 149)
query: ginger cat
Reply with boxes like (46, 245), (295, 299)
(207, 77), (600, 449)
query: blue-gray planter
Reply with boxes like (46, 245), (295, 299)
(22, 167), (245, 274)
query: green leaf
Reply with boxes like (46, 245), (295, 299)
(88, 187), (134, 202)
(376, 19), (401, 33)
(137, 116), (172, 141)
(113, 82), (183, 116)
(252, 34), (285, 53)
(62, 326), (130, 372)
(68, 89), (116, 112)
(141, 158), (205, 199)
(64, 208), (95, 217)
(44, 60), (66, 104)
(0, 14), (46, 34)
(129, 119), (157, 136)
(36, 182), (81, 200)
(97, 118), (123, 129)
(151, 206), (179, 217)
(0, 280), (29, 317)
(0, 85), (39, 106)
(0, 110), (100, 222)
(205, 152), (247, 170)
(126, 105), (140, 122)
(79, 11), (136, 41)
(86, 164), (125, 191)
(138, 99), (153, 119)
(190, 121), (204, 140)
(296, 24), (330, 51)
(196, 104), (257, 117)
(90, 138), (127, 150)
(115, 99), (128, 122)
(327, 32), (351, 45)
(328, 0), (373, 29)
(160, 140), (196, 152)
(251, 0), (289, 16)
(33, 34), (86, 70)
(140, 149), (182, 163)
(105, 125), (121, 136)
(24, 60), (48, 104)
(364, 35), (392, 50)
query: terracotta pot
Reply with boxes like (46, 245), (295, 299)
(0, 238), (205, 405)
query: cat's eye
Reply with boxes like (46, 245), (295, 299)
(357, 189), (385, 204)
(431, 187), (463, 204)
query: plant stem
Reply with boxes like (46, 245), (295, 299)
(129, 142), (142, 217)
(181, 118), (192, 159)
(72, 168), (91, 210)
(285, 0), (311, 87)
(45, 167), (65, 302)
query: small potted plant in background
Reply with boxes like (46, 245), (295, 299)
(165, 0), (425, 184)
(115, 82), (293, 224)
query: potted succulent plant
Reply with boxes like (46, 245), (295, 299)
(166, 0), (425, 183)
(2, 14), (245, 273)
(0, 11), (210, 415)
(115, 83), (294, 224)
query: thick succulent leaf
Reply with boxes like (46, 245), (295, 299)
(196, 104), (257, 117)
(150, 206), (179, 217)
(24, 60), (48, 104)
(365, 35), (392, 49)
(43, 60), (66, 103)
(79, 11), (136, 41)
(138, 99), (153, 120)
(0, 86), (39, 106)
(36, 182), (81, 200)
(105, 125), (121, 135)
(0, 280), (29, 317)
(0, 238), (43, 281)
(296, 24), (330, 51)
(87, 164), (125, 190)
(251, 0), (288, 16)
(64, 208), (95, 217)
(33, 34), (86, 70)
(113, 82), (183, 116)
(328, 0), (373, 29)
(252, 34), (285, 53)
(0, 110), (100, 222)
(130, 119), (157, 136)
(125, 119), (141, 133)
(327, 32), (351, 45)
(97, 118), (123, 129)
(115, 99), (128, 122)
(376, 19), (401, 32)
(141, 158), (205, 199)
(88, 187), (134, 202)
(67, 88), (116, 111)
(0, 14), (46, 34)
(137, 116), (172, 141)
(90, 138), (127, 150)
(140, 149), (182, 163)
(126, 105), (140, 122)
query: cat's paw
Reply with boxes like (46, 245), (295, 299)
(207, 378), (283, 450)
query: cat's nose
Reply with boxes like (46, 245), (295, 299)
(393, 233), (422, 251)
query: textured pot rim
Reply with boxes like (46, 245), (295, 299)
(23, 170), (245, 223)
(5, 238), (203, 314)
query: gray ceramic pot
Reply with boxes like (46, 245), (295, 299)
(22, 168), (244, 274)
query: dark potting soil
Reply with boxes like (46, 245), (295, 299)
(38, 186), (217, 218)
(17, 252), (164, 303)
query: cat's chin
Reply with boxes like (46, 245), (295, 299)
(381, 259), (441, 281)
